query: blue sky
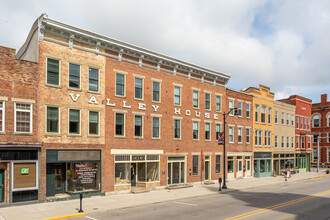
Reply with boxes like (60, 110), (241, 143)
(1, 0), (329, 103)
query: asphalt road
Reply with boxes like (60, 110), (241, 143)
(75, 177), (330, 220)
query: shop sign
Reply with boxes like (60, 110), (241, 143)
(75, 164), (98, 184)
(254, 152), (272, 158)
(132, 155), (145, 161)
(21, 168), (29, 175)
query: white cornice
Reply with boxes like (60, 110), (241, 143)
(39, 14), (231, 84)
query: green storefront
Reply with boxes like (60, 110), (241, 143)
(46, 150), (101, 197)
(295, 152), (311, 173)
(254, 152), (272, 177)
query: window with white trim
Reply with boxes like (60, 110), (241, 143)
(229, 126), (234, 143)
(15, 103), (32, 133)
(47, 58), (60, 86)
(297, 136), (300, 149)
(313, 134), (319, 143)
(301, 136), (305, 149)
(174, 86), (181, 105)
(291, 137), (294, 148)
(0, 101), (4, 132)
(205, 93), (211, 110)
(193, 121), (199, 140)
(308, 136), (311, 149)
(238, 127), (242, 143)
(237, 102), (242, 117)
(261, 106), (266, 123)
(259, 131), (262, 146)
(246, 128), (250, 144)
(287, 137), (289, 148)
(255, 130), (258, 146)
(275, 136), (278, 148)
(152, 117), (160, 138)
(134, 77), (143, 100)
(116, 73), (125, 96)
(193, 155), (199, 175)
(291, 114), (294, 126)
(89, 68), (99, 92)
(216, 95), (221, 112)
(205, 123), (211, 140)
(216, 155), (221, 173)
(115, 113), (125, 136)
(152, 81), (160, 102)
(255, 105), (259, 123)
(300, 116), (303, 129)
(286, 113), (290, 125)
(69, 109), (80, 134)
(281, 136), (284, 148)
(297, 116), (299, 128)
(193, 90), (199, 108)
(246, 103), (250, 118)
(281, 112), (285, 125)
(229, 100), (234, 116)
(134, 115), (143, 137)
(89, 111), (99, 135)
(47, 106), (59, 133)
(216, 124), (221, 140)
(174, 119), (181, 139)
(268, 108), (272, 124)
(69, 63), (80, 89)
(308, 118), (310, 130)
(275, 111), (278, 124)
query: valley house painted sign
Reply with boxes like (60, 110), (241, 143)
(70, 93), (221, 120)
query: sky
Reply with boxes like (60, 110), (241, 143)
(1, 0), (329, 103)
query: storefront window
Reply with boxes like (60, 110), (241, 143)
(260, 160), (265, 173)
(147, 162), (159, 182)
(228, 157), (234, 173)
(66, 162), (100, 192)
(266, 160), (271, 172)
(115, 163), (131, 185)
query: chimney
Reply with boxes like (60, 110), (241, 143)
(321, 94), (328, 103)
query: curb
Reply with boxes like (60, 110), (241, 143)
(42, 213), (85, 220)
(311, 174), (330, 179)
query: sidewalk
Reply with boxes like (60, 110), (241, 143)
(0, 171), (329, 220)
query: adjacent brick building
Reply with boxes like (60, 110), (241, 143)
(311, 94), (330, 168)
(279, 95), (312, 172)
(0, 46), (40, 204)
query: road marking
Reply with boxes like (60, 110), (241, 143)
(311, 174), (330, 179)
(85, 216), (98, 220)
(173, 201), (198, 206)
(226, 190), (330, 220)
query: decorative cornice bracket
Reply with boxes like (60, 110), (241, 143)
(118, 49), (124, 61)
(139, 55), (144, 67)
(157, 60), (162, 71)
(96, 41), (101, 53)
(174, 65), (178, 76)
(69, 34), (75, 49)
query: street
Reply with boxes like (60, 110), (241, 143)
(75, 177), (330, 220)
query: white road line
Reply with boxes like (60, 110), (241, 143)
(85, 216), (99, 220)
(173, 201), (198, 206)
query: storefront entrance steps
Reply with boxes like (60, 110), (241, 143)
(131, 187), (150, 194)
(204, 180), (215, 185)
(165, 183), (193, 190)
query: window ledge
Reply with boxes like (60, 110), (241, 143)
(174, 139), (181, 141)
(67, 134), (82, 137)
(0, 132), (5, 135)
(46, 84), (61, 89)
(115, 95), (126, 98)
(13, 132), (33, 136)
(88, 135), (101, 138)
(88, 90), (101, 95)
(45, 133), (61, 137)
(68, 88), (82, 92)
(134, 98), (144, 102)
(152, 101), (161, 104)
(134, 137), (144, 139)
(151, 137), (161, 140)
(115, 136), (126, 139)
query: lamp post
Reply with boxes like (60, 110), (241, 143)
(222, 107), (238, 189)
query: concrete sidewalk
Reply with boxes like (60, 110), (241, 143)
(0, 171), (329, 220)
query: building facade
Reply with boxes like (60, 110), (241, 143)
(311, 94), (330, 168)
(15, 14), (239, 197)
(225, 89), (253, 179)
(279, 95), (312, 172)
(273, 100), (296, 175)
(244, 85), (274, 177)
(0, 46), (41, 204)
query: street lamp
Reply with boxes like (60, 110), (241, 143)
(222, 107), (239, 189)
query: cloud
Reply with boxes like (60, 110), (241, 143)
(0, 0), (329, 102)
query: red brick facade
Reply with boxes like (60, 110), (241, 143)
(311, 94), (330, 168)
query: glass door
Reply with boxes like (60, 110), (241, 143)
(0, 170), (3, 202)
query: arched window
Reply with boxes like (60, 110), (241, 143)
(313, 114), (320, 127)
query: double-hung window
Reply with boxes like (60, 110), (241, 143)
(69, 63), (80, 89)
(264, 131), (268, 146)
(300, 116), (303, 129)
(255, 131), (258, 145)
(205, 123), (210, 140)
(281, 112), (285, 125)
(259, 131), (262, 146)
(229, 126), (234, 143)
(308, 119), (310, 130)
(205, 93), (211, 110)
(0, 101), (4, 132)
(216, 95), (221, 112)
(152, 117), (160, 138)
(89, 68), (99, 92)
(301, 136), (305, 149)
(229, 100), (234, 116)
(47, 58), (59, 86)
(292, 137), (294, 148)
(69, 109), (80, 134)
(268, 108), (272, 124)
(246, 128), (250, 144)
(89, 111), (99, 135)
(275, 111), (278, 124)
(15, 103), (32, 133)
(134, 115), (143, 137)
(286, 113), (290, 125)
(255, 105), (259, 122)
(174, 86), (181, 105)
(47, 106), (59, 133)
(297, 136), (300, 149)
(238, 127), (242, 143)
(275, 136), (278, 148)
(287, 137), (289, 148)
(193, 121), (199, 140)
(304, 118), (306, 130)
(297, 116), (299, 128)
(238, 102), (243, 117)
(313, 134), (319, 143)
(115, 113), (125, 136)
(193, 91), (199, 108)
(174, 119), (181, 139)
(246, 103), (250, 118)
(291, 114), (294, 126)
(281, 136), (284, 148)
(216, 124), (221, 140)
(152, 81), (160, 102)
(134, 78), (143, 100)
(116, 73), (125, 96)
(308, 136), (311, 149)
(261, 106), (266, 123)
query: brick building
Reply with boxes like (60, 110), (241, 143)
(279, 95), (312, 172)
(0, 46), (41, 203)
(14, 14), (258, 197)
(311, 94), (330, 168)
(225, 89), (253, 179)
